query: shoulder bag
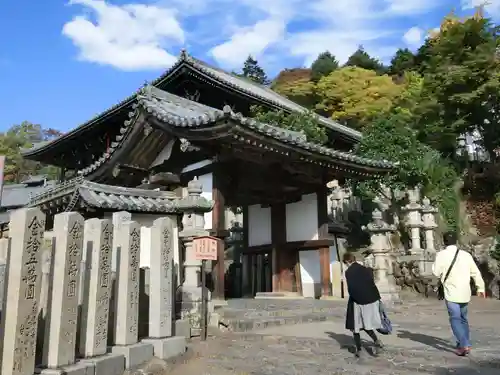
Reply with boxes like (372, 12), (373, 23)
(436, 249), (460, 300)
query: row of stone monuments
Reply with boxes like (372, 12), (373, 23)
(0, 208), (196, 375)
(0, 178), (216, 375)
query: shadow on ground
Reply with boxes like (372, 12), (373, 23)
(433, 359), (500, 374)
(325, 331), (380, 356)
(397, 329), (455, 353)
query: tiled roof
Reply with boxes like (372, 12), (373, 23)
(138, 86), (394, 170)
(181, 54), (361, 140)
(1, 180), (56, 208)
(22, 50), (360, 157)
(28, 177), (213, 214)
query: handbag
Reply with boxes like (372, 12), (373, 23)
(436, 249), (460, 300)
(377, 301), (392, 335)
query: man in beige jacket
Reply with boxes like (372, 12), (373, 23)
(432, 231), (485, 356)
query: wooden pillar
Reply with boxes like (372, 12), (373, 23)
(317, 188), (332, 297)
(271, 203), (292, 292)
(212, 164), (226, 300)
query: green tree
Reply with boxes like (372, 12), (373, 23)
(388, 48), (416, 76)
(355, 112), (460, 230)
(250, 106), (327, 144)
(414, 15), (500, 159)
(311, 51), (339, 81)
(241, 55), (270, 85)
(315, 67), (403, 130)
(0, 121), (62, 183)
(345, 46), (386, 74)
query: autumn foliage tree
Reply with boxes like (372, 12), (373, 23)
(315, 67), (404, 130)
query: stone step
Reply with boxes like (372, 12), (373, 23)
(219, 307), (345, 319)
(220, 311), (345, 332)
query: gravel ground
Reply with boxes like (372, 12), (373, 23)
(166, 297), (500, 375)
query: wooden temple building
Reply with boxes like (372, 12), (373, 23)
(21, 51), (394, 299)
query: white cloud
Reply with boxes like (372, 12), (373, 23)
(210, 18), (286, 68)
(63, 0), (184, 71)
(462, 0), (500, 18)
(62, 0), (449, 72)
(403, 27), (424, 48)
(384, 0), (440, 15)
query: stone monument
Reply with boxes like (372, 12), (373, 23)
(111, 220), (154, 368)
(142, 216), (186, 360)
(0, 208), (45, 375)
(40, 212), (93, 375)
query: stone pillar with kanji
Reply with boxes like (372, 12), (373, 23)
(177, 177), (214, 334)
(363, 208), (400, 302)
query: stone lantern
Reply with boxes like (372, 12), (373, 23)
(363, 208), (400, 302)
(420, 197), (438, 275)
(402, 188), (423, 255)
(177, 177), (214, 330)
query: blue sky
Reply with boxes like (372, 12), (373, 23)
(0, 0), (496, 133)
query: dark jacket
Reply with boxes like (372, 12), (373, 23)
(345, 262), (381, 330)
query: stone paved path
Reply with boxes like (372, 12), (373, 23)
(169, 297), (500, 375)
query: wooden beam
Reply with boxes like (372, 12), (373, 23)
(245, 239), (335, 254)
(317, 188), (332, 298)
(212, 162), (226, 300)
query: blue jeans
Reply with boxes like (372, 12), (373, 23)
(445, 301), (471, 348)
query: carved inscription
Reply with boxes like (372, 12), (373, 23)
(2, 209), (45, 375)
(22, 217), (43, 300)
(61, 220), (82, 359)
(128, 228), (140, 336)
(44, 213), (84, 368)
(160, 226), (172, 328)
(94, 223), (112, 351)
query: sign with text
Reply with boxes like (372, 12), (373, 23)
(193, 236), (220, 261)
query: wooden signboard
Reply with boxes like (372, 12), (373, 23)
(193, 235), (220, 261)
(194, 235), (222, 341)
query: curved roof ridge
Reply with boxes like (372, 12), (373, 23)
(22, 49), (361, 158)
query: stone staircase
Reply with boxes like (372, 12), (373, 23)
(216, 298), (347, 332)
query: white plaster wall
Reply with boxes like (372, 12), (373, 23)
(140, 226), (152, 268)
(285, 193), (318, 242)
(198, 173), (213, 230)
(247, 204), (272, 246)
(299, 250), (321, 298)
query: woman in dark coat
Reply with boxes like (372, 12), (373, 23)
(343, 252), (383, 357)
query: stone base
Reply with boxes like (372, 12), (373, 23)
(80, 353), (124, 375)
(111, 341), (154, 369)
(36, 362), (94, 375)
(254, 292), (304, 299)
(142, 336), (186, 361)
(174, 319), (191, 339)
(177, 285), (213, 320)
